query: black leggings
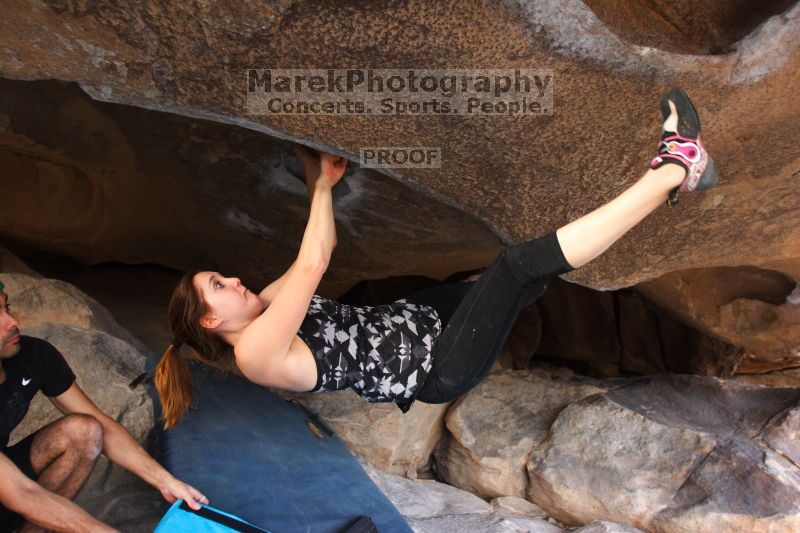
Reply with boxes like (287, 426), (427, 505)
(403, 231), (574, 404)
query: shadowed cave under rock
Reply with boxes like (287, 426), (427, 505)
(5, 239), (797, 384)
(1, 76), (797, 381)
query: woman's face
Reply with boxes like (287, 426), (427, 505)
(193, 271), (263, 332)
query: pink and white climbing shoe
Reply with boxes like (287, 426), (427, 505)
(649, 87), (718, 207)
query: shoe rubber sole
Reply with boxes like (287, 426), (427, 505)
(660, 87), (718, 206)
(661, 87), (700, 138)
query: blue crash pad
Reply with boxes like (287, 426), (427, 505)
(145, 354), (412, 533)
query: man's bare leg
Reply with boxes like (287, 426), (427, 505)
(18, 414), (103, 532)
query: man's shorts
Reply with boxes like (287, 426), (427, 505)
(0, 431), (39, 532)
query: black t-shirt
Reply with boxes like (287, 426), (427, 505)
(0, 336), (76, 450)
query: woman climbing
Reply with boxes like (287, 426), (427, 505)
(154, 87), (717, 427)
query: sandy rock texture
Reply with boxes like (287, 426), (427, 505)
(0, 0), (797, 291)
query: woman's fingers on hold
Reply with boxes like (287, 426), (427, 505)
(314, 153), (348, 186)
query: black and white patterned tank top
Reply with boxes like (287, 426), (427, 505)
(296, 294), (441, 411)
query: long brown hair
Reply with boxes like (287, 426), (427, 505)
(154, 270), (238, 429)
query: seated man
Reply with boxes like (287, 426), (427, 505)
(0, 280), (208, 532)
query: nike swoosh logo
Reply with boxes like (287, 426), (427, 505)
(22, 378), (31, 386)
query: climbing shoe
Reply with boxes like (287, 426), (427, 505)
(649, 87), (718, 207)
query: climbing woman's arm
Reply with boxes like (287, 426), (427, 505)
(235, 178), (336, 386)
(297, 173), (337, 270)
(258, 260), (296, 305)
(257, 153), (344, 306)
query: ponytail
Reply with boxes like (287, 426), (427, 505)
(160, 270), (238, 429)
(154, 343), (193, 429)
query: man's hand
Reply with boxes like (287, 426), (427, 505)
(50, 383), (211, 513)
(158, 475), (209, 511)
